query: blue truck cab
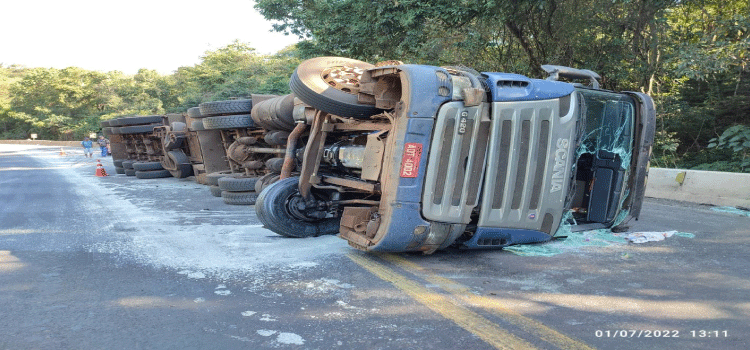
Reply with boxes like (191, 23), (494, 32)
(255, 58), (656, 254)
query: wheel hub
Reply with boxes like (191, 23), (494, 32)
(320, 66), (364, 94)
(287, 195), (327, 221)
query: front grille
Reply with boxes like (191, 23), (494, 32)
(421, 102), (490, 224)
(478, 96), (577, 234)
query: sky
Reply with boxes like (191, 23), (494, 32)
(0, 0), (300, 75)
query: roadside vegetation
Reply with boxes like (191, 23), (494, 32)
(1, 0), (747, 171)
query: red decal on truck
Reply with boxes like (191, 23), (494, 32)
(400, 143), (423, 178)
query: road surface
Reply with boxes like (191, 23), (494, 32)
(1, 144), (748, 349)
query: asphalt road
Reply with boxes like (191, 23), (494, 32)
(1, 144), (748, 350)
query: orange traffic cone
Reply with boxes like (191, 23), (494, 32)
(95, 159), (108, 177)
(59, 148), (66, 156)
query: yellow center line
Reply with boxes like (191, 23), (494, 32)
(379, 253), (595, 350)
(348, 253), (537, 350)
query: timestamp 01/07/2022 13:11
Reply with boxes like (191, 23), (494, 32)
(594, 330), (729, 338)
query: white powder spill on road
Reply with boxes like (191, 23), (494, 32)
(16, 145), (349, 281)
(613, 230), (695, 243)
(259, 314), (277, 321)
(228, 335), (252, 342)
(193, 298), (205, 303)
(241, 311), (257, 317)
(214, 290), (232, 296)
(256, 330), (276, 337)
(276, 332), (305, 345)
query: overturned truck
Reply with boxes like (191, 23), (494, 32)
(256, 57), (656, 254)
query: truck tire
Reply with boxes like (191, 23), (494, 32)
(110, 115), (163, 127)
(187, 107), (202, 118)
(290, 57), (378, 118)
(125, 168), (137, 176)
(110, 127), (122, 135)
(255, 177), (340, 238)
(255, 173), (280, 193)
(190, 120), (205, 131)
(221, 190), (258, 205)
(218, 176), (258, 192)
(118, 123), (160, 134)
(100, 120), (111, 127)
(133, 161), (163, 171)
(135, 169), (172, 179)
(113, 159), (125, 167)
(199, 99), (252, 117)
(115, 166), (125, 174)
(206, 171), (235, 186)
(202, 114), (254, 130)
(209, 185), (222, 197)
(121, 160), (136, 169)
(166, 150), (193, 178)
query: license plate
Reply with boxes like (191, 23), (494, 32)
(400, 143), (423, 178)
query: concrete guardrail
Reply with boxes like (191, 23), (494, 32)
(0, 140), (82, 147)
(646, 168), (750, 208)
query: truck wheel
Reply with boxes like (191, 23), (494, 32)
(190, 120), (205, 131)
(221, 190), (258, 205)
(135, 169), (172, 179)
(255, 177), (340, 238)
(290, 57), (379, 118)
(199, 99), (252, 117)
(100, 120), (112, 127)
(202, 114), (254, 129)
(110, 115), (163, 127)
(113, 159), (125, 167)
(118, 123), (160, 134)
(121, 160), (136, 169)
(187, 107), (202, 118)
(124, 168), (137, 176)
(218, 176), (258, 192)
(206, 171), (235, 186)
(165, 150), (193, 178)
(254, 173), (281, 193)
(209, 185), (222, 197)
(133, 161), (164, 171)
(115, 166), (125, 174)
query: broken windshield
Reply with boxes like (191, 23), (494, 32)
(561, 89), (636, 229)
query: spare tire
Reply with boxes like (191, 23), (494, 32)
(110, 115), (163, 127)
(218, 176), (258, 192)
(290, 57), (379, 118)
(199, 99), (252, 117)
(202, 114), (254, 130)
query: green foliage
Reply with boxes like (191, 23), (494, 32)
(0, 42), (301, 140)
(708, 125), (750, 171)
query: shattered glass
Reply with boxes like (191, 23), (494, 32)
(576, 90), (635, 168)
(554, 90), (636, 237)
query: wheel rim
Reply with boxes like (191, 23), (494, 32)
(284, 192), (327, 222)
(320, 66), (365, 94)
